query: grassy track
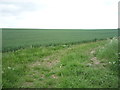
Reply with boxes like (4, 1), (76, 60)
(2, 29), (117, 52)
(2, 37), (118, 88)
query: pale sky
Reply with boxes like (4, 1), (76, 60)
(0, 0), (119, 29)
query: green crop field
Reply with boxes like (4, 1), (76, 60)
(2, 28), (117, 52)
(1, 28), (119, 88)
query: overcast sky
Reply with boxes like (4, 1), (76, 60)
(0, 0), (119, 29)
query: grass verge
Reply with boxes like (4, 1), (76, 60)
(2, 38), (118, 88)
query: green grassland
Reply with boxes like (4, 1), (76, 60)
(2, 29), (117, 52)
(2, 29), (118, 88)
(2, 37), (118, 88)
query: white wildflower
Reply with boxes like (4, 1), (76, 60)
(8, 66), (11, 69)
(113, 61), (115, 64)
(60, 64), (62, 68)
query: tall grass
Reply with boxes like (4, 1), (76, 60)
(96, 37), (118, 71)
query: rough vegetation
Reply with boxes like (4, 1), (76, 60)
(2, 37), (118, 88)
